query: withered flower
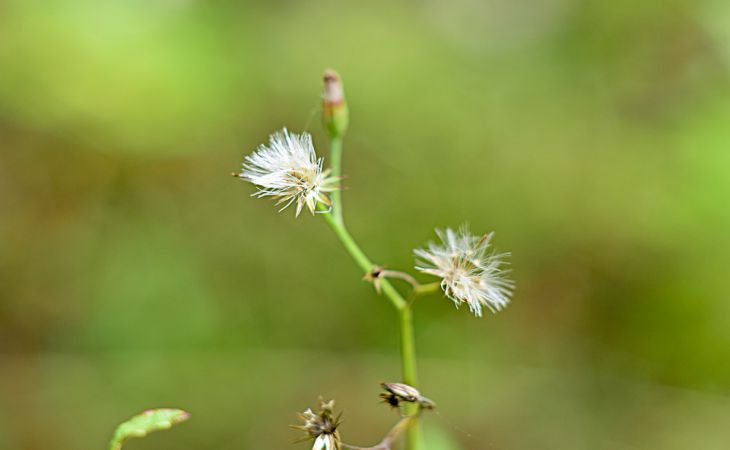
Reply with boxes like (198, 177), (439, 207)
(380, 382), (435, 411)
(292, 398), (342, 450)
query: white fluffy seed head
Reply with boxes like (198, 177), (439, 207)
(238, 128), (338, 216)
(414, 225), (514, 317)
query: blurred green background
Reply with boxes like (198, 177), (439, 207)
(1, 0), (730, 449)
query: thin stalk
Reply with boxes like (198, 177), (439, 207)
(329, 136), (344, 226)
(372, 271), (439, 297)
(399, 307), (418, 386)
(342, 416), (414, 450)
(400, 307), (424, 450)
(377, 270), (419, 290)
(413, 282), (440, 297)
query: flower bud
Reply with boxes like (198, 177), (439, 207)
(322, 70), (349, 138)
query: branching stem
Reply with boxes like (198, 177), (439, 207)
(341, 417), (414, 450)
(376, 270), (419, 290)
(322, 136), (424, 450)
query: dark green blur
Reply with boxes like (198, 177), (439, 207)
(1, 0), (729, 449)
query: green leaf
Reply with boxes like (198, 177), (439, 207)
(108, 408), (190, 450)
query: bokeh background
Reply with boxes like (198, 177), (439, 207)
(1, 0), (730, 449)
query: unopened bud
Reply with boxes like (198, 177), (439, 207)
(322, 70), (349, 138)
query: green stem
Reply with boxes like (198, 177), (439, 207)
(399, 307), (418, 386)
(413, 282), (441, 297)
(321, 213), (406, 311)
(329, 136), (344, 226)
(323, 128), (423, 449)
(400, 307), (424, 450)
(320, 212), (423, 450)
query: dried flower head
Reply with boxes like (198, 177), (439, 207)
(380, 382), (435, 410)
(414, 225), (513, 317)
(292, 398), (341, 450)
(237, 129), (339, 216)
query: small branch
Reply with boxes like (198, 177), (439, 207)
(364, 267), (418, 295)
(413, 281), (440, 297)
(341, 417), (414, 450)
(377, 270), (419, 290)
(364, 268), (440, 299)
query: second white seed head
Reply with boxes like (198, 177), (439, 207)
(414, 225), (514, 317)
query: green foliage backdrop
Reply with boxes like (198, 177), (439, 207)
(1, 0), (729, 449)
